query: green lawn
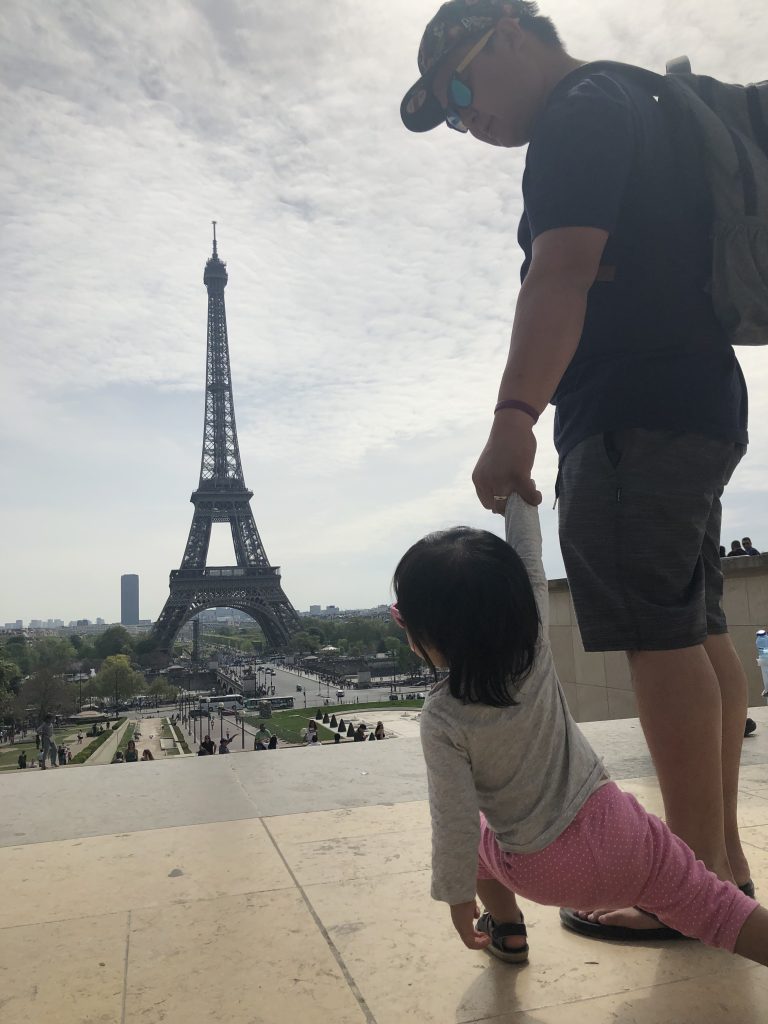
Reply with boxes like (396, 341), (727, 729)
(70, 719), (126, 765)
(306, 699), (425, 716)
(242, 712), (335, 745)
(242, 699), (423, 746)
(0, 740), (37, 771)
(1, 721), (113, 771)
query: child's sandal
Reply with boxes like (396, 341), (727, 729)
(476, 911), (529, 963)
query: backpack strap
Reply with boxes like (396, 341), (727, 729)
(575, 60), (666, 97)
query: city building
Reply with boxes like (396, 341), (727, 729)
(121, 574), (140, 626)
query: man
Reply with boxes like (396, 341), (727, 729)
(401, 1), (752, 940)
(727, 540), (747, 557)
(742, 537), (760, 556)
(253, 722), (272, 751)
(39, 715), (57, 769)
(201, 734), (216, 756)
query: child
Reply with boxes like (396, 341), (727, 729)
(392, 494), (767, 966)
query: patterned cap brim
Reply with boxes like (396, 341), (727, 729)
(400, 74), (447, 133)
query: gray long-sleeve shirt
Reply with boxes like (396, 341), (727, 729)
(419, 494), (606, 905)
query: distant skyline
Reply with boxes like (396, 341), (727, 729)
(2, 0), (767, 623)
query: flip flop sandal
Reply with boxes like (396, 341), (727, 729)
(476, 911), (529, 963)
(559, 906), (692, 942)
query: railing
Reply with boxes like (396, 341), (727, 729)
(171, 566), (280, 580)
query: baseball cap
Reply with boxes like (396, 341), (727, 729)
(400, 1), (525, 132)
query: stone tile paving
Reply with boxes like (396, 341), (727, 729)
(0, 707), (767, 1022)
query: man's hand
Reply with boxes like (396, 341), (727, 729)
(472, 412), (542, 511)
(450, 900), (491, 951)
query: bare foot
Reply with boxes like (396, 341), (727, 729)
(575, 907), (663, 930)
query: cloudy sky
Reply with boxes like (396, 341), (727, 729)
(1, 0), (767, 624)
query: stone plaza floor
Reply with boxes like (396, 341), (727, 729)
(1, 707), (767, 1023)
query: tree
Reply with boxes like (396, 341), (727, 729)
(30, 637), (76, 674)
(0, 657), (23, 693)
(149, 679), (178, 703)
(0, 683), (15, 720)
(94, 626), (134, 660)
(2, 635), (31, 675)
(94, 655), (145, 705)
(15, 669), (70, 720)
(291, 631), (319, 654)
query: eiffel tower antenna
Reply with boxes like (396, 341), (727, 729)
(151, 227), (300, 654)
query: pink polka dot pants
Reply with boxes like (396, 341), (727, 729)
(476, 782), (758, 952)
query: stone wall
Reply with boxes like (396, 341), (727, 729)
(548, 553), (768, 722)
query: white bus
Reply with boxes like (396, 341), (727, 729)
(243, 695), (295, 714)
(199, 694), (243, 716)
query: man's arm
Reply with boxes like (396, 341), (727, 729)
(472, 225), (608, 510)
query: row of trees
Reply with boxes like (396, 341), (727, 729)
(0, 628), (177, 724)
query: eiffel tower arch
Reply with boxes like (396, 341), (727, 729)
(151, 225), (300, 654)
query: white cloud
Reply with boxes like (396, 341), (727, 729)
(1, 0), (766, 623)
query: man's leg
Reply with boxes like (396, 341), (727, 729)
(704, 632), (751, 886)
(583, 641), (752, 929)
(580, 645), (730, 929)
(631, 646), (732, 880)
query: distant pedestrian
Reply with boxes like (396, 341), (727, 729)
(374, 721), (386, 740)
(77, 732), (83, 744)
(305, 720), (319, 745)
(354, 723), (367, 742)
(727, 540), (747, 557)
(742, 537), (761, 557)
(66, 748), (72, 763)
(254, 722), (271, 750)
(58, 744), (67, 765)
(125, 740), (139, 763)
(17, 751), (27, 769)
(112, 751), (125, 764)
(39, 715), (56, 769)
(218, 737), (231, 754)
(719, 545), (727, 559)
(37, 749), (45, 769)
(35, 732), (40, 751)
(201, 734), (215, 756)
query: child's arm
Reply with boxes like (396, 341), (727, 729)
(504, 493), (549, 635)
(420, 716), (482, 907)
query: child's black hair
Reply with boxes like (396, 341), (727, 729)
(393, 527), (540, 707)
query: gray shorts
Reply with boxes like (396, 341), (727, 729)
(557, 429), (745, 652)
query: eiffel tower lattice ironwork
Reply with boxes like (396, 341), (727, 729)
(152, 225), (300, 653)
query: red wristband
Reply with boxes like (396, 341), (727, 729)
(494, 399), (539, 424)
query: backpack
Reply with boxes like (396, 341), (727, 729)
(599, 57), (768, 346)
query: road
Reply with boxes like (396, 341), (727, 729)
(220, 661), (429, 708)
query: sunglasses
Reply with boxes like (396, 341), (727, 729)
(445, 27), (496, 133)
(390, 603), (406, 629)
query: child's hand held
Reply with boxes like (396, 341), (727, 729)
(450, 901), (491, 950)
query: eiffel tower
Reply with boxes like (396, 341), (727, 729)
(152, 225), (300, 654)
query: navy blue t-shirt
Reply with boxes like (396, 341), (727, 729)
(518, 63), (748, 458)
